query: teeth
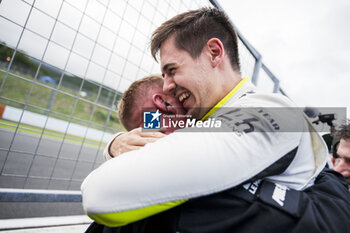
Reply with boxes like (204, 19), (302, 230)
(179, 92), (190, 103)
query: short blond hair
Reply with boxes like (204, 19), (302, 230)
(118, 74), (163, 131)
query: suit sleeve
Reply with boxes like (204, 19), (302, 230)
(103, 132), (124, 161)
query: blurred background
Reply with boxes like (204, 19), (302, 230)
(221, 0), (350, 115)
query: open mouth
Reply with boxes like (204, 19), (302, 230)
(178, 92), (190, 103)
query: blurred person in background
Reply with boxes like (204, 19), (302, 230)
(332, 123), (350, 189)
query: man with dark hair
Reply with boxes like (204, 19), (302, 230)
(151, 7), (240, 72)
(150, 7), (241, 120)
(93, 79), (350, 233)
(332, 123), (350, 187)
(82, 7), (350, 232)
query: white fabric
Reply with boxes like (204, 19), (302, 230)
(103, 132), (124, 161)
(82, 81), (327, 214)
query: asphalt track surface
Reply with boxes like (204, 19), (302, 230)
(0, 128), (104, 190)
(0, 128), (105, 218)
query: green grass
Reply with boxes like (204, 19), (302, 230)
(0, 70), (125, 133)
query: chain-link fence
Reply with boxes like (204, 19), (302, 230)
(0, 0), (282, 221)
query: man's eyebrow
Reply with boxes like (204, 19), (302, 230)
(162, 63), (176, 74)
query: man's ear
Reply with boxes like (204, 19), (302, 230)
(206, 38), (224, 67)
(152, 94), (177, 114)
(331, 156), (336, 166)
(152, 94), (168, 112)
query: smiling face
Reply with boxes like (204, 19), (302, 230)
(160, 36), (225, 120)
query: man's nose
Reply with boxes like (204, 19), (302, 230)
(163, 76), (176, 95)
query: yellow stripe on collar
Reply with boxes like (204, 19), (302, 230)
(202, 77), (249, 121)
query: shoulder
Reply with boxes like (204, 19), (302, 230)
(235, 91), (296, 108)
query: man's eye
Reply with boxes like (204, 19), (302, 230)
(345, 158), (350, 164)
(169, 68), (176, 75)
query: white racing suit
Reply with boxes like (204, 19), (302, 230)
(81, 78), (329, 227)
